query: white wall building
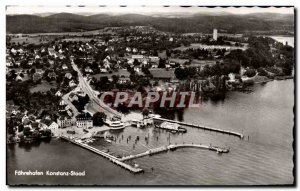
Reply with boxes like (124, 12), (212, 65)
(213, 29), (218, 41)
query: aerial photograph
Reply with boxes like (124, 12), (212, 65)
(6, 6), (294, 186)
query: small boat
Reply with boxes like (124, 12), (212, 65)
(83, 129), (89, 133)
(131, 120), (146, 128)
(105, 139), (112, 143)
(178, 127), (187, 133)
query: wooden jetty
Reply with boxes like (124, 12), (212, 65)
(60, 135), (144, 174)
(153, 117), (244, 139)
(120, 143), (229, 162)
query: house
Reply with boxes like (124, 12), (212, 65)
(6, 104), (19, 116)
(84, 66), (93, 73)
(6, 61), (13, 67)
(28, 60), (34, 66)
(65, 105), (70, 111)
(48, 121), (59, 130)
(65, 73), (72, 79)
(15, 61), (21, 67)
(132, 55), (144, 62)
(35, 69), (44, 75)
(57, 115), (72, 128)
(15, 75), (23, 82)
(55, 91), (62, 97)
(151, 62), (159, 68)
(67, 109), (73, 117)
(48, 48), (58, 58)
(126, 47), (132, 52)
(21, 114), (28, 123)
(132, 48), (138, 53)
(48, 60), (54, 65)
(23, 118), (31, 126)
(59, 100), (66, 106)
(103, 62), (111, 69)
(100, 68), (108, 73)
(76, 112), (93, 128)
(134, 66), (141, 73)
(69, 93), (79, 102)
(35, 55), (41, 60)
(74, 87), (85, 97)
(48, 71), (57, 79)
(58, 54), (65, 60)
(69, 80), (77, 87)
(62, 64), (68, 70)
(10, 48), (17, 54)
(118, 77), (130, 84)
(149, 56), (160, 63)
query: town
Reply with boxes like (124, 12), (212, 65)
(6, 25), (294, 145)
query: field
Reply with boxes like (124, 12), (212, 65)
(29, 81), (57, 93)
(173, 43), (247, 51)
(63, 38), (94, 42)
(9, 36), (51, 45)
(92, 69), (131, 79)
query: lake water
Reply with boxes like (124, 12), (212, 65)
(7, 80), (294, 185)
(269, 36), (294, 47)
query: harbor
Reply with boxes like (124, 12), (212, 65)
(60, 135), (144, 174)
(120, 143), (229, 162)
(60, 130), (230, 174)
(153, 117), (244, 139)
(7, 80), (294, 185)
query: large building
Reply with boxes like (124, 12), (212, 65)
(76, 112), (93, 128)
(213, 29), (218, 41)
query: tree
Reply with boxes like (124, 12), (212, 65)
(142, 108), (150, 118)
(41, 129), (52, 138)
(23, 127), (31, 137)
(158, 58), (166, 68)
(174, 67), (187, 80)
(93, 112), (106, 126)
(244, 69), (256, 77)
(133, 59), (140, 66)
(112, 75), (119, 84)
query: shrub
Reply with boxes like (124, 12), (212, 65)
(244, 69), (256, 77)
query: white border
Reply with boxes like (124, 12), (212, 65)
(1, 0), (298, 190)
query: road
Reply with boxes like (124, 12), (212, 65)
(62, 91), (79, 123)
(71, 60), (122, 118)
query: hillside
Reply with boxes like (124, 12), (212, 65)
(6, 12), (294, 34)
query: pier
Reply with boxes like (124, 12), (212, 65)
(120, 143), (229, 162)
(153, 117), (244, 139)
(60, 136), (144, 174)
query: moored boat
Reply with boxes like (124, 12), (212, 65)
(155, 122), (187, 133)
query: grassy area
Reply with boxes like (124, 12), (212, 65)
(169, 58), (216, 67)
(92, 69), (131, 79)
(149, 68), (175, 79)
(173, 43), (247, 51)
(29, 81), (57, 93)
(63, 38), (94, 42)
(10, 36), (50, 45)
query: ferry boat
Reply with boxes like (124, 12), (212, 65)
(104, 116), (125, 130)
(155, 122), (187, 133)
